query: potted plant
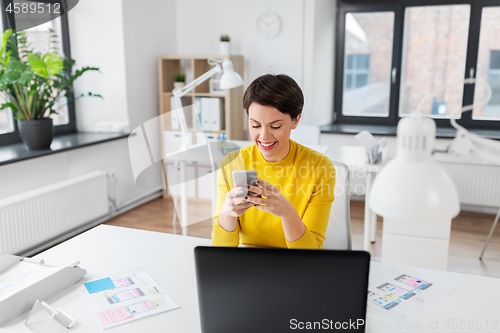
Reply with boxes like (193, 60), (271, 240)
(219, 34), (231, 55)
(0, 29), (100, 150)
(174, 72), (186, 89)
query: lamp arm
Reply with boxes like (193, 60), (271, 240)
(173, 65), (221, 98)
(448, 128), (500, 166)
(171, 63), (221, 149)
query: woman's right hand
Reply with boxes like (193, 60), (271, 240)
(218, 187), (255, 231)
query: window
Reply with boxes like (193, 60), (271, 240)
(399, 5), (470, 118)
(473, 6), (500, 120)
(0, 0), (75, 145)
(486, 51), (500, 114)
(341, 12), (394, 118)
(335, 0), (500, 129)
(24, 18), (69, 126)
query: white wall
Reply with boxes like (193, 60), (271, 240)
(122, 0), (177, 130)
(175, 0), (336, 130)
(176, 0), (305, 89)
(69, 0), (130, 133)
(121, 0), (178, 191)
(311, 0), (336, 125)
(302, 0), (336, 125)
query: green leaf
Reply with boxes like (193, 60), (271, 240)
(1, 59), (27, 83)
(28, 54), (48, 78)
(7, 59), (26, 71)
(1, 29), (13, 58)
(14, 112), (26, 120)
(0, 102), (17, 111)
(43, 52), (63, 76)
(19, 69), (34, 85)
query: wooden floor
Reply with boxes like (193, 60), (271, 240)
(106, 198), (500, 278)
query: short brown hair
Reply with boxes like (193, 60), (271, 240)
(243, 74), (304, 120)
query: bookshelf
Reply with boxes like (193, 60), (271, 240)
(158, 55), (245, 199)
(158, 55), (245, 140)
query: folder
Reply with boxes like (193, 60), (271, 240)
(210, 98), (222, 131)
(194, 97), (202, 130)
(201, 98), (212, 131)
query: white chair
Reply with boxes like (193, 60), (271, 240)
(290, 122), (321, 146)
(323, 161), (353, 250)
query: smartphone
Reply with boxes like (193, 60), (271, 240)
(232, 170), (258, 197)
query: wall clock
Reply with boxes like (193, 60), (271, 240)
(256, 12), (281, 39)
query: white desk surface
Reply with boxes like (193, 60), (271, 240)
(4, 225), (499, 332)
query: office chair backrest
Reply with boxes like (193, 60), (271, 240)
(323, 161), (352, 250)
(290, 122), (320, 146)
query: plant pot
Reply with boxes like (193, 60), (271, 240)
(174, 82), (185, 89)
(219, 41), (231, 55)
(17, 118), (54, 150)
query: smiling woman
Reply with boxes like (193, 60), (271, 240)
(212, 74), (336, 249)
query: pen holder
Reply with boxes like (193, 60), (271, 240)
(25, 300), (76, 333)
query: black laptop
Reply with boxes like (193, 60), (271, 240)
(194, 247), (370, 333)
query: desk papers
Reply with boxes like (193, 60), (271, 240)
(367, 266), (457, 321)
(77, 268), (179, 329)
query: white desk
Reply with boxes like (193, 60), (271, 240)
(167, 141), (384, 252)
(3, 225), (500, 332)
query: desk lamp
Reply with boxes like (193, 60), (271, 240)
(369, 78), (496, 270)
(171, 58), (244, 149)
(168, 58), (243, 234)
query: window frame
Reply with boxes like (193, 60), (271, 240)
(0, 0), (75, 146)
(335, 0), (500, 130)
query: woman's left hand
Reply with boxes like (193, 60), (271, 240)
(243, 179), (295, 219)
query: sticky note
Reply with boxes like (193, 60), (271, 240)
(380, 292), (399, 302)
(84, 277), (115, 294)
(96, 290), (114, 299)
(146, 287), (163, 296)
(97, 306), (132, 325)
(146, 297), (166, 309)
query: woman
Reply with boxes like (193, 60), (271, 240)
(212, 74), (335, 249)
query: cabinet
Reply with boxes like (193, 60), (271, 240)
(158, 55), (245, 199)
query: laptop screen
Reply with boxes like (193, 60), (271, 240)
(195, 247), (370, 333)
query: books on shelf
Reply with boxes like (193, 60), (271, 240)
(169, 96), (224, 132)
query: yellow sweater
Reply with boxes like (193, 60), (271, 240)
(212, 139), (335, 249)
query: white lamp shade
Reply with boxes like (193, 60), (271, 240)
(220, 60), (244, 89)
(369, 115), (460, 222)
(369, 157), (460, 222)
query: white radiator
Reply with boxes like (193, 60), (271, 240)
(441, 163), (500, 207)
(350, 162), (500, 210)
(0, 171), (109, 255)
